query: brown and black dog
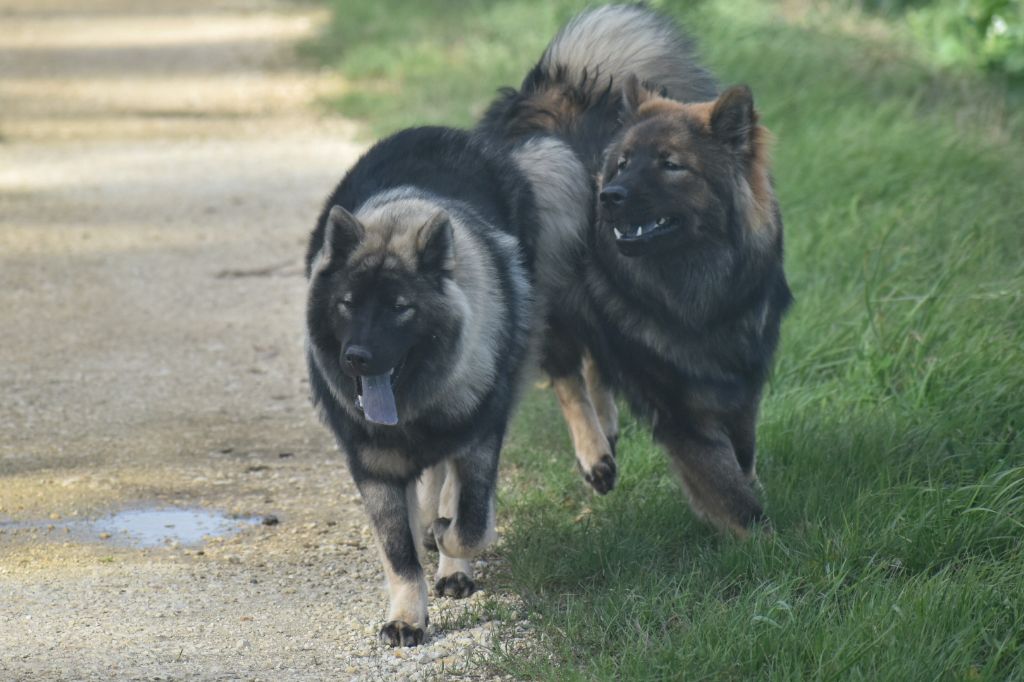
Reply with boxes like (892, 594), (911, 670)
(479, 5), (792, 534)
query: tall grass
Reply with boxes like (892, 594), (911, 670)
(309, 1), (1024, 677)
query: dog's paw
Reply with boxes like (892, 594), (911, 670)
(434, 572), (475, 599)
(583, 453), (617, 495)
(422, 525), (438, 553)
(379, 620), (425, 647)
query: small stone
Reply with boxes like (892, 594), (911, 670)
(98, 532), (111, 540)
(262, 515), (279, 526)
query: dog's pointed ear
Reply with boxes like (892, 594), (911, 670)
(319, 205), (365, 268)
(416, 210), (454, 274)
(710, 85), (757, 153)
(621, 73), (655, 120)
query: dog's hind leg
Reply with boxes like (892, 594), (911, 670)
(654, 417), (766, 537)
(432, 439), (500, 590)
(358, 477), (429, 646)
(416, 463), (444, 552)
(583, 351), (619, 456)
(432, 460), (476, 598)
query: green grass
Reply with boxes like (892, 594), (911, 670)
(309, 1), (1024, 678)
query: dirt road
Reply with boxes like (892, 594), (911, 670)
(0, 1), (515, 678)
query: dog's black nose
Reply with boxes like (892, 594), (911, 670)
(344, 345), (373, 374)
(599, 185), (628, 207)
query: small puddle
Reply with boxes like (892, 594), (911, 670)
(91, 508), (260, 548)
(1, 507), (261, 549)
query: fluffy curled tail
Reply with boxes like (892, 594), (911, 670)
(538, 4), (715, 103)
(478, 4), (715, 162)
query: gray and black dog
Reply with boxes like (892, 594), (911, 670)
(304, 127), (587, 645)
(480, 5), (792, 535)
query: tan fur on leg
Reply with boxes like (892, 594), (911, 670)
(417, 463), (444, 530)
(374, 482), (428, 632)
(381, 558), (429, 628)
(433, 461), (497, 559)
(583, 353), (618, 445)
(553, 371), (617, 493)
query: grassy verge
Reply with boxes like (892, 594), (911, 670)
(309, 1), (1024, 678)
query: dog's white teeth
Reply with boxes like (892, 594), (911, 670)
(657, 218), (666, 226)
(387, 368), (393, 376)
(636, 226), (643, 236)
(614, 228), (623, 240)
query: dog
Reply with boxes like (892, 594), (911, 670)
(479, 4), (792, 534)
(304, 126), (587, 645)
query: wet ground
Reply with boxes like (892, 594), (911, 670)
(1, 507), (263, 548)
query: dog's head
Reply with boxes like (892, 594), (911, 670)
(598, 76), (776, 258)
(307, 200), (461, 425)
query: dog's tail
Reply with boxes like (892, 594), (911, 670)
(478, 4), (716, 159)
(539, 4), (715, 103)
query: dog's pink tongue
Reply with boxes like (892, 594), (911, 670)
(361, 373), (398, 425)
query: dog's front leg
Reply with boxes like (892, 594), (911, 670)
(583, 352), (619, 455)
(357, 477), (428, 646)
(553, 371), (617, 494)
(541, 323), (617, 494)
(653, 417), (766, 537)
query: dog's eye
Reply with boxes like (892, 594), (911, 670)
(662, 159), (687, 172)
(616, 156), (628, 171)
(392, 299), (414, 314)
(337, 294), (353, 312)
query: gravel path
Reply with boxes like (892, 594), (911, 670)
(0, 1), (527, 678)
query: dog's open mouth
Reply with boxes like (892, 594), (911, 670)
(354, 361), (404, 426)
(612, 217), (681, 248)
